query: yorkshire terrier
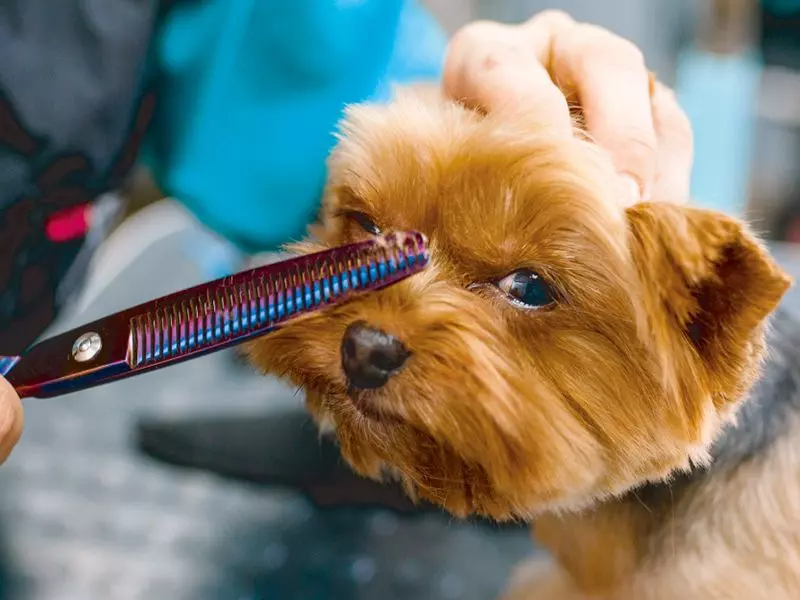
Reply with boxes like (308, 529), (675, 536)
(248, 88), (797, 599)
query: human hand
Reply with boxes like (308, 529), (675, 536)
(443, 11), (693, 206)
(0, 376), (23, 464)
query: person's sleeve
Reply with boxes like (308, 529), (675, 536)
(143, 0), (447, 253)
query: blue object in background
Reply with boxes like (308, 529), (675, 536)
(675, 47), (764, 217)
(145, 0), (447, 255)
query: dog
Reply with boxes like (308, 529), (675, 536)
(247, 87), (796, 599)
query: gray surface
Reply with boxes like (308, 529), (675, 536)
(0, 222), (533, 600)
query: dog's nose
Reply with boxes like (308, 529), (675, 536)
(341, 321), (409, 390)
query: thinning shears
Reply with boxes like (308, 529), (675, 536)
(1, 231), (429, 399)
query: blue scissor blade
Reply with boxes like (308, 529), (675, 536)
(0, 356), (20, 378)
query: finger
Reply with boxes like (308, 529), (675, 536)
(651, 82), (694, 204)
(518, 9), (576, 62)
(443, 20), (573, 135)
(549, 24), (657, 200)
(0, 377), (23, 464)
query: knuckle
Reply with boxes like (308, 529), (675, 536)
(445, 20), (518, 85)
(626, 128), (658, 155)
(530, 9), (575, 30)
(617, 37), (646, 67)
(448, 20), (504, 54)
(654, 84), (695, 149)
(477, 43), (523, 72)
(580, 26), (646, 71)
(606, 36), (646, 69)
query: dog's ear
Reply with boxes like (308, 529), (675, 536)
(626, 202), (792, 400)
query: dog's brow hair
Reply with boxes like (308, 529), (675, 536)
(340, 176), (387, 215)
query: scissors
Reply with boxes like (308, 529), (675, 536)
(0, 231), (429, 399)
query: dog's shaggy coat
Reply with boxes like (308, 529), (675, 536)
(249, 89), (795, 599)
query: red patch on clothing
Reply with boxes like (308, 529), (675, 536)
(45, 203), (91, 242)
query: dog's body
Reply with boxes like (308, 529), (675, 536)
(248, 88), (795, 599)
(506, 308), (800, 599)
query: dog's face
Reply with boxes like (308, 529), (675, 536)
(249, 90), (791, 520)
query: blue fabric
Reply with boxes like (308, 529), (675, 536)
(145, 0), (447, 252)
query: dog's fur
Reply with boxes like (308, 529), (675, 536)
(248, 88), (796, 599)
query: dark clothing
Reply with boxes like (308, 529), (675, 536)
(0, 0), (159, 353)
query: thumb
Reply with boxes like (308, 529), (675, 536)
(0, 377), (23, 464)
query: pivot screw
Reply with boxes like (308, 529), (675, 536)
(72, 332), (102, 362)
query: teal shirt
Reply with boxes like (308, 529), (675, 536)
(145, 0), (447, 252)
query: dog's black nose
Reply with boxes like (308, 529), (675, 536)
(341, 321), (409, 390)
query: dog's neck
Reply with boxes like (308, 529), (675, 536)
(534, 308), (800, 595)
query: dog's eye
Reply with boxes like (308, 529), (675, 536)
(344, 211), (381, 235)
(496, 269), (554, 309)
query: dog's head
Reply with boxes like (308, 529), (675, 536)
(248, 89), (791, 520)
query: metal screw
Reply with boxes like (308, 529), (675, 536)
(72, 332), (102, 362)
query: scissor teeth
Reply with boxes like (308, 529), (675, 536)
(128, 231), (429, 368)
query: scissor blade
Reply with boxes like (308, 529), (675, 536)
(0, 356), (20, 378)
(7, 231), (430, 399)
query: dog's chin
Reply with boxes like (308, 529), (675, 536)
(303, 382), (410, 439)
(344, 388), (407, 425)
(301, 379), (530, 519)
(288, 356), (606, 520)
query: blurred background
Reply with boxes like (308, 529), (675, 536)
(2, 0), (800, 599)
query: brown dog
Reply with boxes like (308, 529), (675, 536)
(248, 88), (796, 599)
